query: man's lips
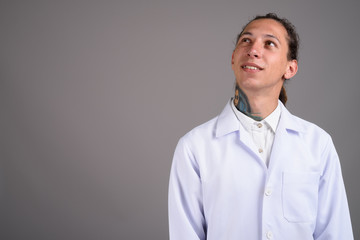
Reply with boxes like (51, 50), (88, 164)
(241, 63), (264, 71)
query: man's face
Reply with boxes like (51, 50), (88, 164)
(231, 19), (297, 95)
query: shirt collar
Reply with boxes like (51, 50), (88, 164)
(216, 99), (305, 138)
(230, 98), (281, 133)
(264, 103), (281, 132)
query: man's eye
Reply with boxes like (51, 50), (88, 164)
(266, 41), (276, 47)
(242, 38), (250, 43)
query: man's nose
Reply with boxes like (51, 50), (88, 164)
(247, 42), (261, 58)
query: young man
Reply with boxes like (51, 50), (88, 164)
(168, 13), (353, 239)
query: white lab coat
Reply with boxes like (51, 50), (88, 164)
(168, 100), (353, 240)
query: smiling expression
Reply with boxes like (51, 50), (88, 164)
(231, 18), (297, 96)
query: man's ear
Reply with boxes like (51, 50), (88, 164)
(231, 52), (235, 67)
(284, 59), (298, 79)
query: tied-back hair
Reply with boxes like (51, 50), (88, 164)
(235, 13), (299, 105)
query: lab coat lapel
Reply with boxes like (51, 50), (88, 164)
(216, 100), (264, 165)
(268, 103), (304, 171)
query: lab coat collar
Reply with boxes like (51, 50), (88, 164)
(215, 99), (305, 138)
(278, 101), (306, 133)
(215, 100), (241, 137)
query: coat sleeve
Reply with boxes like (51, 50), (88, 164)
(313, 136), (354, 240)
(168, 136), (206, 240)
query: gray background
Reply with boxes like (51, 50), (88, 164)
(1, 0), (359, 239)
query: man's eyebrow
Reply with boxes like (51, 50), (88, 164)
(265, 34), (281, 43)
(240, 32), (252, 37)
(240, 32), (281, 44)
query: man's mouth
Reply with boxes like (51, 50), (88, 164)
(242, 65), (259, 70)
(241, 65), (263, 70)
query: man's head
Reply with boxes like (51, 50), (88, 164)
(232, 13), (299, 104)
(236, 13), (299, 62)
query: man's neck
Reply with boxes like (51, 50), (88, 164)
(234, 84), (279, 121)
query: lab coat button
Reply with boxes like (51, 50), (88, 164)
(257, 123), (263, 128)
(265, 188), (272, 196)
(266, 231), (273, 239)
(258, 148), (263, 153)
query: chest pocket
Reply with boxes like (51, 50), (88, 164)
(282, 171), (320, 223)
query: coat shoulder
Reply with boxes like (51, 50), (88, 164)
(182, 116), (219, 143)
(287, 113), (333, 152)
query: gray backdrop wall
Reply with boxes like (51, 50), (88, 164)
(1, 0), (359, 239)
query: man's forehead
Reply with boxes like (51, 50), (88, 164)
(241, 19), (288, 40)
